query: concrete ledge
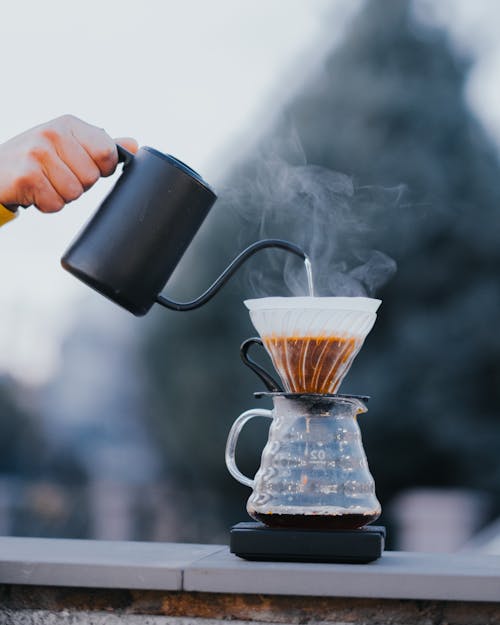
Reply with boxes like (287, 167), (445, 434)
(185, 548), (500, 602)
(0, 537), (499, 602)
(0, 537), (223, 590)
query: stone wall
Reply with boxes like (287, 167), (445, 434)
(1, 586), (500, 625)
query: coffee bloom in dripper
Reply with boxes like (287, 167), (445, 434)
(244, 297), (381, 394)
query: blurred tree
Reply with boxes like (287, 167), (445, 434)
(0, 377), (88, 537)
(142, 0), (500, 541)
(142, 218), (266, 541)
(286, 0), (500, 517)
(0, 377), (45, 477)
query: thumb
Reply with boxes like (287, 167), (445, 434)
(114, 137), (139, 154)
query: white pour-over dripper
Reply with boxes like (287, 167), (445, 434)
(244, 297), (381, 394)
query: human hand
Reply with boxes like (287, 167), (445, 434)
(0, 115), (138, 213)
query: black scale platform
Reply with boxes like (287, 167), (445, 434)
(230, 522), (385, 564)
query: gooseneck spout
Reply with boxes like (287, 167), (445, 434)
(155, 239), (307, 312)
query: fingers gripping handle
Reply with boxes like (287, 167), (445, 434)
(225, 409), (273, 488)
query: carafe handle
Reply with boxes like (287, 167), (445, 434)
(225, 409), (273, 488)
(240, 338), (283, 393)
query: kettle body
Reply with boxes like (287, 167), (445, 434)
(61, 146), (217, 316)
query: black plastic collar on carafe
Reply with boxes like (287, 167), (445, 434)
(254, 392), (370, 402)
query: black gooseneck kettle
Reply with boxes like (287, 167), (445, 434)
(61, 145), (307, 316)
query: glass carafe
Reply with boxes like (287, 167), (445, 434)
(225, 393), (380, 530)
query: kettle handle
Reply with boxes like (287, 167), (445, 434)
(116, 144), (134, 166)
(225, 408), (273, 488)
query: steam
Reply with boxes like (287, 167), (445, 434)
(223, 132), (401, 298)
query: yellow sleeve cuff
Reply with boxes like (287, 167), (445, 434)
(0, 203), (18, 227)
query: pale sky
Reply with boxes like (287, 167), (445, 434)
(1, 0), (499, 384)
